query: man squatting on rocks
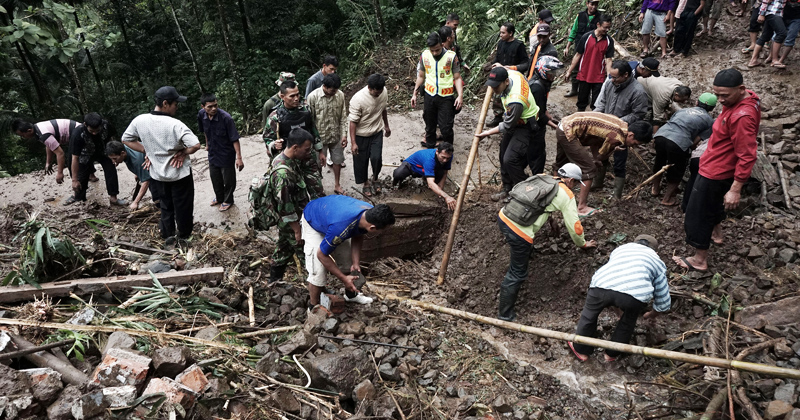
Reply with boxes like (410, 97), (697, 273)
(674, 68), (760, 272)
(198, 93), (244, 212)
(302, 195), (396, 306)
(392, 142), (456, 210)
(411, 31), (463, 149)
(569, 235), (671, 362)
(496, 164), (598, 321)
(476, 67), (540, 203)
(122, 86), (201, 248)
(105, 140), (160, 210)
(68, 113), (128, 207)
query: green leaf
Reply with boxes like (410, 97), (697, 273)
(0, 6), (7, 13)
(34, 228), (46, 263)
(2, 271), (18, 286)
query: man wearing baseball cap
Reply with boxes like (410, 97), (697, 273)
(122, 86), (201, 249)
(476, 67), (540, 202)
(651, 92), (717, 207)
(512, 23), (559, 82)
(528, 9), (556, 54)
(674, 68), (760, 272)
(262, 71), (296, 129)
(569, 234), (670, 362)
(495, 163), (598, 321)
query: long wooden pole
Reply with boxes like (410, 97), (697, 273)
(403, 298), (800, 379)
(437, 86), (494, 285)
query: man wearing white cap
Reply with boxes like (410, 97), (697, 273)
(495, 163), (598, 321)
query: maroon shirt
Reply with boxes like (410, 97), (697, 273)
(699, 90), (760, 183)
(576, 31), (615, 84)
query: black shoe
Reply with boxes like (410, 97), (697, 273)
(564, 90), (578, 98)
(485, 114), (503, 128)
(420, 141), (437, 149)
(269, 264), (287, 283)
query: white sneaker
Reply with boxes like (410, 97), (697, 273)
(344, 293), (373, 304)
(327, 157), (334, 166)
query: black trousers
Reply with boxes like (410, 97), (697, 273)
(527, 125), (547, 175)
(576, 81), (602, 111)
(75, 156), (119, 201)
(673, 9), (700, 55)
(209, 164), (236, 204)
(653, 137), (690, 183)
(681, 157), (700, 212)
(151, 173), (195, 239)
(499, 122), (536, 192)
(684, 174), (732, 250)
(423, 94), (456, 146)
(392, 161), (445, 185)
(572, 288), (647, 357)
(352, 131), (383, 184)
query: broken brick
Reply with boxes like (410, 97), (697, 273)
(71, 389), (109, 420)
(103, 386), (137, 408)
(21, 367), (63, 404)
(91, 347), (151, 388)
(141, 377), (197, 410)
(175, 364), (210, 394)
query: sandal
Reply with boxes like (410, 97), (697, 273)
(639, 51), (649, 58)
(742, 47), (754, 54)
(219, 203), (232, 212)
(362, 185), (373, 197)
(568, 342), (589, 362)
(210, 198), (220, 206)
(772, 62), (787, 69)
(63, 195), (78, 206)
(373, 184), (382, 194)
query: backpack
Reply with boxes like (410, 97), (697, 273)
(248, 163), (291, 231)
(503, 175), (561, 225)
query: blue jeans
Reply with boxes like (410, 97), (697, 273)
(497, 217), (533, 321)
(781, 17), (800, 46)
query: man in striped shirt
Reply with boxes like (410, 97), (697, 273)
(569, 235), (671, 362)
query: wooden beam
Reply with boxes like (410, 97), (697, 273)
(0, 267), (225, 303)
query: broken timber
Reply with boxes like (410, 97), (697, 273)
(0, 267), (224, 303)
(401, 298), (800, 379)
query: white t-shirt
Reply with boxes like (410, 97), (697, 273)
(121, 112), (200, 182)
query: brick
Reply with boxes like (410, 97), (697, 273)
(72, 389), (109, 420)
(141, 377), (197, 410)
(102, 386), (137, 408)
(175, 364), (210, 394)
(91, 347), (151, 387)
(20, 367), (63, 404)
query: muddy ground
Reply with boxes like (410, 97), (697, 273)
(2, 9), (800, 420)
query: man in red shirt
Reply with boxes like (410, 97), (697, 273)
(674, 68), (760, 272)
(564, 15), (615, 112)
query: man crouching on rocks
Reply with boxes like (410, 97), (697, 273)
(301, 195), (396, 306)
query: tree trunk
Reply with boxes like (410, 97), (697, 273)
(110, 0), (140, 87)
(58, 22), (90, 115)
(167, 0), (205, 93)
(372, 0), (387, 43)
(236, 0), (252, 51)
(215, 0), (249, 124)
(0, 14), (52, 108)
(71, 6), (105, 98)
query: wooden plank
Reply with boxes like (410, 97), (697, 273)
(109, 239), (177, 255)
(751, 151), (780, 185)
(0, 267), (224, 303)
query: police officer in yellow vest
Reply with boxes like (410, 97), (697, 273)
(477, 67), (540, 202)
(411, 32), (464, 148)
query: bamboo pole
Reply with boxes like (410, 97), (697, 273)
(401, 298), (800, 379)
(437, 86), (494, 285)
(0, 318), (250, 352)
(777, 162), (793, 211)
(623, 164), (672, 200)
(0, 338), (75, 361)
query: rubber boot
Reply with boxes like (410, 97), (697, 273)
(497, 285), (519, 322)
(564, 80), (579, 97)
(614, 176), (626, 199)
(592, 164), (607, 191)
(269, 264), (286, 283)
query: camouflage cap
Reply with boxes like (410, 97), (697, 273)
(275, 72), (296, 86)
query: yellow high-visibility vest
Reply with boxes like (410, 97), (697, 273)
(421, 49), (457, 97)
(501, 70), (539, 124)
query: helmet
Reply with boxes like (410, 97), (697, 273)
(535, 56), (564, 81)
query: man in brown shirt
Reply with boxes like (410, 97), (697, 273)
(348, 74), (391, 197)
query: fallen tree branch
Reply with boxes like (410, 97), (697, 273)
(0, 318), (249, 352)
(398, 298), (800, 379)
(777, 162), (794, 211)
(0, 338), (75, 361)
(236, 325), (300, 339)
(319, 335), (419, 350)
(9, 334), (90, 385)
(730, 338), (783, 420)
(699, 387), (727, 420)
(624, 164), (672, 200)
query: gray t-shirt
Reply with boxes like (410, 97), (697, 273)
(654, 106), (714, 151)
(121, 112), (200, 182)
(305, 70), (324, 98)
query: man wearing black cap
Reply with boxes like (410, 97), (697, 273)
(476, 67), (540, 202)
(528, 10), (555, 54)
(569, 234), (670, 362)
(563, 0), (601, 97)
(629, 57), (661, 78)
(674, 69), (760, 272)
(511, 24), (559, 82)
(122, 86), (201, 248)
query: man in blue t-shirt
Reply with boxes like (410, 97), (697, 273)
(301, 195), (396, 305)
(106, 140), (160, 210)
(392, 142), (456, 210)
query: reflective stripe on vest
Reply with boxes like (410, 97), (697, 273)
(501, 70), (539, 124)
(421, 49), (457, 97)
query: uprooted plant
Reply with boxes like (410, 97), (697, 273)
(129, 272), (232, 321)
(3, 211), (84, 287)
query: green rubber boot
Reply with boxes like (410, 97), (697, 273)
(614, 176), (626, 199)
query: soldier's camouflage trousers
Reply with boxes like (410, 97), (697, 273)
(272, 224), (304, 269)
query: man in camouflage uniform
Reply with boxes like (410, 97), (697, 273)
(262, 72), (295, 131)
(265, 80), (325, 199)
(269, 128), (315, 283)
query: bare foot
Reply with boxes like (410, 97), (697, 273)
(747, 60), (761, 68)
(651, 185), (660, 196)
(711, 225), (723, 245)
(672, 255), (708, 271)
(577, 206), (598, 217)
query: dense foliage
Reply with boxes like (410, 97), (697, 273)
(0, 0), (636, 175)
